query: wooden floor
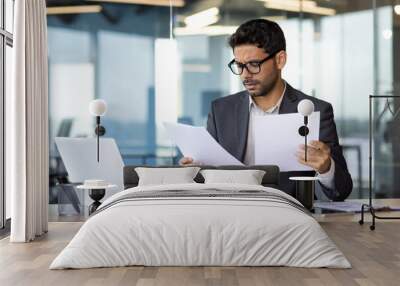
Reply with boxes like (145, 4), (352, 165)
(1, 217), (400, 286)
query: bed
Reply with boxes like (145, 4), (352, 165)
(50, 165), (350, 269)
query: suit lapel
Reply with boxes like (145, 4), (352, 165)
(236, 93), (250, 162)
(279, 83), (299, 114)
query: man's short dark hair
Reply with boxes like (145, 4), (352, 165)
(228, 19), (286, 55)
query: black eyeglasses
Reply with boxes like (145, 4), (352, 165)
(228, 50), (281, 75)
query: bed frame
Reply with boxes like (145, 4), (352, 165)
(123, 165), (280, 189)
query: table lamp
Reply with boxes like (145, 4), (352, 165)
(297, 99), (315, 162)
(89, 99), (107, 162)
(292, 99), (316, 210)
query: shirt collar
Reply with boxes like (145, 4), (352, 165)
(248, 81), (287, 114)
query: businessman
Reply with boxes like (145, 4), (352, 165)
(181, 19), (352, 201)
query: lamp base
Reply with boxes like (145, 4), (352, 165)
(88, 188), (105, 215)
(289, 177), (317, 211)
(295, 180), (314, 210)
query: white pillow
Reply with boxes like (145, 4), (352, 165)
(135, 167), (201, 186)
(200, 169), (266, 185)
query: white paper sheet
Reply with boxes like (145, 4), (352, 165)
(163, 122), (244, 166)
(254, 112), (320, 171)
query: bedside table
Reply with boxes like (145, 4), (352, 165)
(77, 184), (116, 215)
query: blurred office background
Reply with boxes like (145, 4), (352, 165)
(44, 0), (400, 204)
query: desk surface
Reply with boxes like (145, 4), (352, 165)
(314, 198), (400, 222)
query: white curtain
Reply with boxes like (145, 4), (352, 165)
(9, 0), (49, 242)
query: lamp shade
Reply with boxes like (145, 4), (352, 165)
(297, 99), (315, 116)
(89, 99), (107, 116)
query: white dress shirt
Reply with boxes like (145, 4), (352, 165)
(243, 84), (335, 190)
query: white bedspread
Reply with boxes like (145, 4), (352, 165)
(50, 183), (351, 269)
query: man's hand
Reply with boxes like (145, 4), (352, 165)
(296, 140), (331, 174)
(179, 157), (195, 166)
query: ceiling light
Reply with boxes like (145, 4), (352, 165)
(86, 0), (185, 7)
(395, 5), (400, 15)
(184, 7), (220, 28)
(47, 5), (103, 15)
(174, 25), (237, 36)
(259, 0), (335, 16)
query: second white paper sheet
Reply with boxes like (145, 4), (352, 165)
(254, 112), (320, 171)
(164, 122), (244, 166)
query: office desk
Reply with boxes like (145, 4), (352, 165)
(313, 198), (400, 222)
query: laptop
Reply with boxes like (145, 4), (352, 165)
(55, 137), (125, 195)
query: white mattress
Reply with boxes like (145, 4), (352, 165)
(50, 183), (351, 269)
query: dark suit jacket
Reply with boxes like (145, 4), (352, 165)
(206, 83), (353, 201)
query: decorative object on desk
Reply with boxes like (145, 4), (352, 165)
(289, 176), (318, 210)
(297, 99), (315, 162)
(89, 99), (107, 162)
(77, 179), (116, 215)
(359, 95), (400, 230)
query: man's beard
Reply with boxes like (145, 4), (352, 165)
(244, 72), (279, 98)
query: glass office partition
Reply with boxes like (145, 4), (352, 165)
(371, 96), (400, 198)
(47, 3), (172, 216)
(174, 0), (380, 198)
(46, 0), (399, 214)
